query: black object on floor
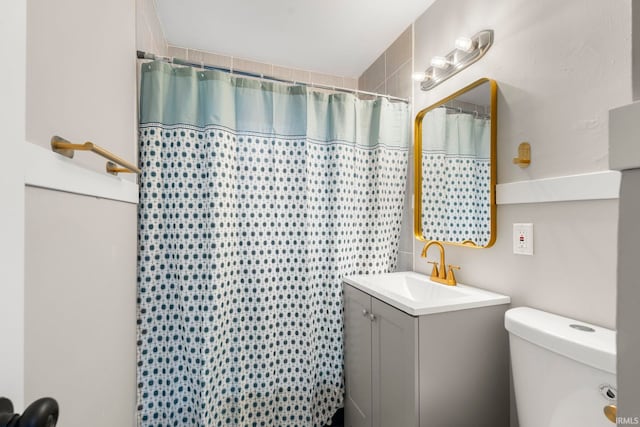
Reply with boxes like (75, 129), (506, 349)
(0, 397), (59, 427)
(327, 407), (344, 427)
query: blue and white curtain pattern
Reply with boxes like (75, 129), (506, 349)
(137, 61), (410, 427)
(421, 107), (491, 245)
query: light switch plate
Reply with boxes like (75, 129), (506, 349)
(513, 223), (534, 255)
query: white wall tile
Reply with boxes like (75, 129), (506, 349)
(343, 77), (358, 90)
(232, 57), (273, 76)
(309, 71), (344, 88)
(386, 26), (412, 76)
(187, 49), (232, 68)
(136, 0), (167, 55)
(167, 45), (188, 60)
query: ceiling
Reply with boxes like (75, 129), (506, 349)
(154, 0), (437, 78)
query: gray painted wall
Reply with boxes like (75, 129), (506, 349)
(25, 188), (137, 427)
(412, 0), (630, 329)
(25, 0), (138, 425)
(358, 0), (632, 425)
(617, 169), (640, 422)
(617, 0), (640, 420)
(412, 2), (630, 425)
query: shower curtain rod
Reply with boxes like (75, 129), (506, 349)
(137, 50), (410, 104)
(440, 105), (490, 119)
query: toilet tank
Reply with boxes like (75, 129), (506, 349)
(505, 307), (616, 427)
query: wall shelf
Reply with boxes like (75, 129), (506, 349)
(496, 171), (620, 205)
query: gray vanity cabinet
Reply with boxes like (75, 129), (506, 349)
(343, 282), (509, 427)
(344, 283), (419, 427)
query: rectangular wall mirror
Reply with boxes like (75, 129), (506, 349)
(414, 78), (497, 248)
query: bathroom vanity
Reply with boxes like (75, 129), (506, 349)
(342, 272), (510, 427)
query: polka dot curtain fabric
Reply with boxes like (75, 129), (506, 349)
(137, 62), (410, 427)
(420, 108), (491, 246)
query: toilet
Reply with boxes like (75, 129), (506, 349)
(505, 307), (616, 426)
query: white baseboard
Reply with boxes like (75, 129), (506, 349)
(23, 142), (139, 204)
(496, 171), (621, 205)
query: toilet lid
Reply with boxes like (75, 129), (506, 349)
(505, 307), (616, 374)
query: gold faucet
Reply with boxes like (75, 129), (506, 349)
(420, 241), (460, 286)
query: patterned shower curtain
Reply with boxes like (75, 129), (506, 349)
(421, 107), (490, 246)
(137, 61), (410, 427)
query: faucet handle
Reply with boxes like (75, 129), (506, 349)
(427, 261), (439, 278)
(446, 264), (460, 285)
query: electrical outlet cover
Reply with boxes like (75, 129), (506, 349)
(513, 223), (534, 255)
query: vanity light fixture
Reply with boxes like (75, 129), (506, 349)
(454, 36), (475, 53)
(411, 71), (426, 81)
(430, 56), (449, 69)
(418, 29), (494, 91)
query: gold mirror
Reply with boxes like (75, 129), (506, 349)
(414, 78), (497, 248)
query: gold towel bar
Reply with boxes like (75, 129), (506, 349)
(51, 135), (141, 175)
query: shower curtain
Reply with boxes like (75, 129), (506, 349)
(137, 61), (410, 427)
(421, 107), (491, 245)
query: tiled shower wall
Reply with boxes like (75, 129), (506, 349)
(136, 0), (168, 56)
(358, 26), (414, 271)
(136, 0), (356, 90)
(165, 45), (358, 89)
(136, 0), (357, 90)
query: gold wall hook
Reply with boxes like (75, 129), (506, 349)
(513, 142), (531, 167)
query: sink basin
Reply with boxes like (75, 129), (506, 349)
(343, 271), (510, 316)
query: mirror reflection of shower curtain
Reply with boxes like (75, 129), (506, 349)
(136, 61), (410, 427)
(421, 107), (491, 246)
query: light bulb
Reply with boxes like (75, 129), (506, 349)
(430, 56), (449, 69)
(455, 36), (475, 53)
(412, 71), (426, 81)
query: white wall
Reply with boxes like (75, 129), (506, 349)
(0, 0), (26, 410)
(412, 0), (631, 330)
(633, 3), (640, 101)
(25, 0), (138, 425)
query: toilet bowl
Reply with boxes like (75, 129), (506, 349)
(505, 307), (616, 426)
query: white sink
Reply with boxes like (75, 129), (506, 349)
(343, 271), (510, 316)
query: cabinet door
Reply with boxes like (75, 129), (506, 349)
(344, 284), (373, 427)
(371, 298), (419, 427)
